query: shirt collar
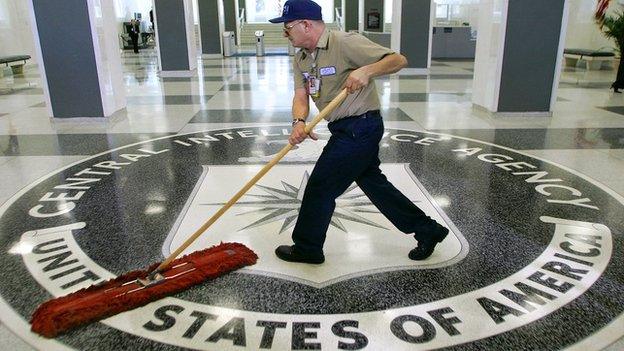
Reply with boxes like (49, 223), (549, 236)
(316, 27), (330, 50)
(302, 27), (330, 59)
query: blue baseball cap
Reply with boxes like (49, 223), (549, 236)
(269, 0), (323, 23)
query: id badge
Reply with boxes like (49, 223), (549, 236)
(308, 76), (321, 99)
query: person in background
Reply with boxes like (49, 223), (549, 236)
(149, 9), (155, 32)
(129, 19), (140, 54)
(611, 54), (624, 93)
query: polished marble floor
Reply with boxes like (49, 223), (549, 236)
(0, 48), (623, 350)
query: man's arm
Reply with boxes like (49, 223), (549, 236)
(292, 87), (309, 121)
(289, 87), (317, 145)
(343, 53), (407, 93)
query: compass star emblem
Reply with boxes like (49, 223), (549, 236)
(204, 171), (389, 233)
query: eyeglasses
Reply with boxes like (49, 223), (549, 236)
(283, 20), (304, 33)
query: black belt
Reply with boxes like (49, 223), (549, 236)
(331, 110), (381, 124)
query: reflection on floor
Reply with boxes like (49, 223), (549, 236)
(0, 48), (623, 350)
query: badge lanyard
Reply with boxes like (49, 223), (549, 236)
(308, 49), (321, 99)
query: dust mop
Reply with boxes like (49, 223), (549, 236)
(30, 89), (349, 338)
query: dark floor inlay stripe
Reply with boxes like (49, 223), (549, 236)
(16, 87), (43, 95)
(11, 73), (40, 78)
(559, 81), (612, 89)
(599, 106), (624, 116)
(230, 52), (289, 57)
(122, 55), (158, 59)
(0, 113), (7, 117)
(190, 107), (414, 123)
(433, 58), (475, 62)
(219, 83), (294, 91)
(380, 108), (414, 121)
(0, 86), (42, 96)
(430, 128), (624, 150)
(220, 83), (253, 91)
(190, 109), (292, 123)
(123, 62), (158, 66)
(0, 133), (175, 156)
(203, 64), (240, 68)
(389, 93), (471, 102)
(394, 74), (474, 80)
(237, 69), (294, 74)
(127, 95), (213, 105)
(160, 76), (228, 82)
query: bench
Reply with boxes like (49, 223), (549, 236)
(0, 55), (31, 75)
(564, 49), (616, 70)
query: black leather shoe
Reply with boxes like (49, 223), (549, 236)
(409, 226), (449, 261)
(612, 83), (622, 93)
(275, 245), (325, 264)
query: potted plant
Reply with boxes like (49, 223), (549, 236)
(596, 1), (624, 91)
(599, 11), (624, 55)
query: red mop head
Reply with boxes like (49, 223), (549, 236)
(30, 242), (257, 338)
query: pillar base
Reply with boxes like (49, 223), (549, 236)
(472, 103), (552, 118)
(494, 111), (553, 118)
(49, 108), (127, 121)
(401, 68), (429, 74)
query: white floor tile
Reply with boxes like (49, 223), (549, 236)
(0, 324), (34, 351)
(206, 91), (295, 109)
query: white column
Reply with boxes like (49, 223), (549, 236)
(91, 0), (126, 117)
(28, 0), (125, 119)
(358, 0), (364, 32)
(185, 0), (197, 71)
(471, 0), (507, 113)
(472, 0), (568, 116)
(154, 0), (197, 77)
(391, 0), (433, 72)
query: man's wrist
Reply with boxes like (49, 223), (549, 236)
(292, 118), (306, 127)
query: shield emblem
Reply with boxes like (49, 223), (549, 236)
(163, 163), (466, 288)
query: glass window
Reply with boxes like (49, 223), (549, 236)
(0, 2), (7, 26)
(436, 4), (449, 20)
(384, 0), (392, 23)
(114, 0), (124, 19)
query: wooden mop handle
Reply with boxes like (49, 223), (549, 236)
(155, 88), (349, 272)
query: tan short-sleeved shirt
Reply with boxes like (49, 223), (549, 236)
(293, 28), (394, 122)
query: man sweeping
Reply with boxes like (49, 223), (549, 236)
(270, 0), (449, 264)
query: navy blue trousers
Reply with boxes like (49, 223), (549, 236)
(291, 110), (441, 255)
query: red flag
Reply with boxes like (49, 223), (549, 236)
(595, 0), (612, 26)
